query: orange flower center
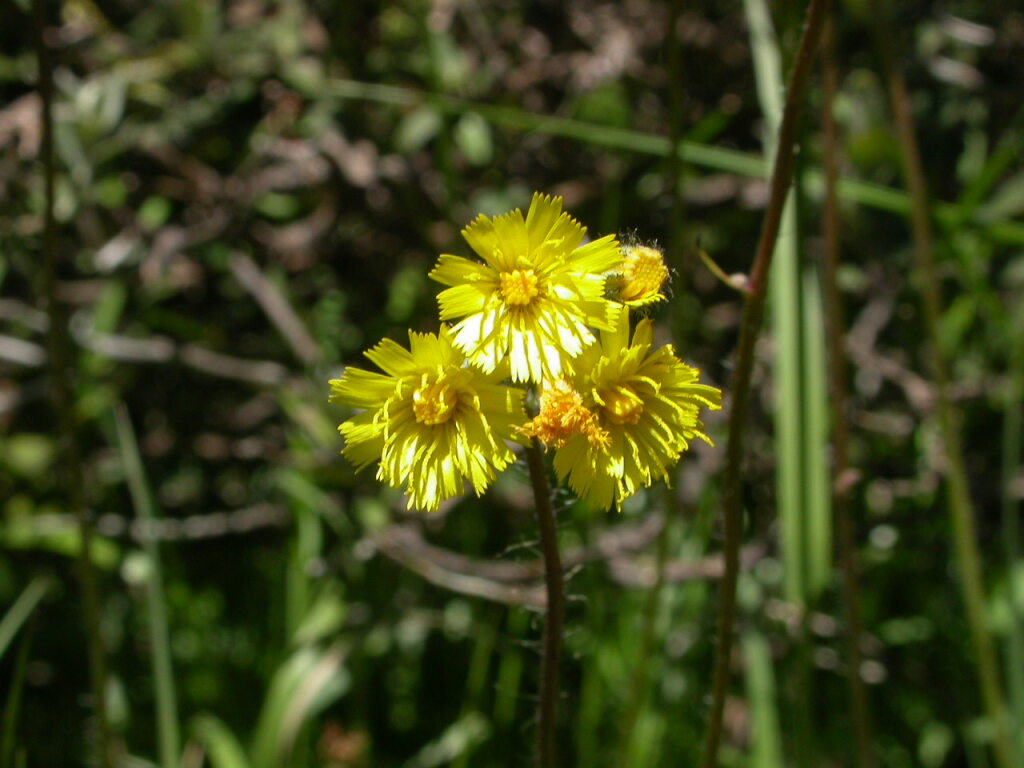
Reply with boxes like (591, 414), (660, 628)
(601, 386), (643, 425)
(520, 380), (610, 448)
(499, 269), (540, 307)
(619, 245), (669, 302)
(412, 378), (459, 425)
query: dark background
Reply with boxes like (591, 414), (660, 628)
(1, 1), (1023, 767)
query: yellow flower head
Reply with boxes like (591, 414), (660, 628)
(607, 244), (670, 307)
(549, 307), (722, 510)
(429, 193), (622, 383)
(329, 327), (526, 512)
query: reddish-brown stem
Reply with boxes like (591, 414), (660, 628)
(525, 439), (565, 768)
(699, 0), (828, 765)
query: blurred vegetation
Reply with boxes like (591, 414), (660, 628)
(1, 0), (1024, 767)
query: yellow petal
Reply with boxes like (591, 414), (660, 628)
(364, 338), (418, 377)
(329, 368), (396, 407)
(461, 214), (501, 267)
(438, 284), (488, 321)
(430, 253), (494, 286)
(569, 234), (622, 274)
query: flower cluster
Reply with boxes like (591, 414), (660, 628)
(330, 193), (721, 512)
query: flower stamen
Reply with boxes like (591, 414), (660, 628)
(601, 386), (644, 425)
(412, 377), (459, 425)
(520, 380), (610, 448)
(499, 268), (541, 307)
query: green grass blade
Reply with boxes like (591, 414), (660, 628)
(451, 613), (497, 768)
(743, 630), (784, 768)
(314, 79), (1024, 246)
(0, 577), (49, 661)
(745, 0), (831, 607)
(0, 616), (35, 768)
(743, 0), (801, 605)
(250, 642), (350, 768)
(744, 5), (832, 767)
(190, 715), (250, 768)
(772, 195), (805, 605)
(492, 609), (527, 733)
(402, 712), (489, 768)
(1003, 320), (1024, 746)
(113, 404), (181, 768)
(955, 105), (1024, 219)
(801, 269), (833, 596)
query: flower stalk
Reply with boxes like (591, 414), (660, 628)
(699, 0), (828, 765)
(525, 438), (565, 768)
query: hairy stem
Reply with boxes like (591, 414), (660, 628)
(699, 0), (827, 765)
(34, 2), (113, 765)
(525, 439), (565, 768)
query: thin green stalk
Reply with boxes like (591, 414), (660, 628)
(525, 439), (565, 768)
(451, 612), (497, 768)
(318, 79), (1024, 246)
(870, 5), (1015, 767)
(492, 608), (527, 733)
(617, 513), (671, 765)
(699, 1), (827, 765)
(0, 577), (49, 661)
(745, 0), (832, 612)
(819, 14), (877, 768)
(742, 628), (783, 768)
(1002, 326), (1024, 744)
(34, 2), (113, 765)
(575, 575), (605, 767)
(0, 615), (36, 768)
(114, 405), (181, 768)
(792, 618), (815, 768)
(746, 0), (808, 609)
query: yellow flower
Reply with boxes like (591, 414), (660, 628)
(548, 307), (722, 510)
(329, 327), (526, 512)
(607, 244), (670, 307)
(429, 193), (622, 383)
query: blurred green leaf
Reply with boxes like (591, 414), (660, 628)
(250, 643), (350, 768)
(92, 175), (128, 209)
(137, 196), (174, 232)
(978, 174), (1024, 223)
(454, 112), (492, 166)
(0, 436), (54, 481)
(292, 583), (346, 647)
(0, 577), (48, 662)
(395, 106), (442, 153)
(253, 193), (303, 221)
(571, 83), (631, 129)
(402, 712), (489, 768)
(191, 715), (250, 768)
